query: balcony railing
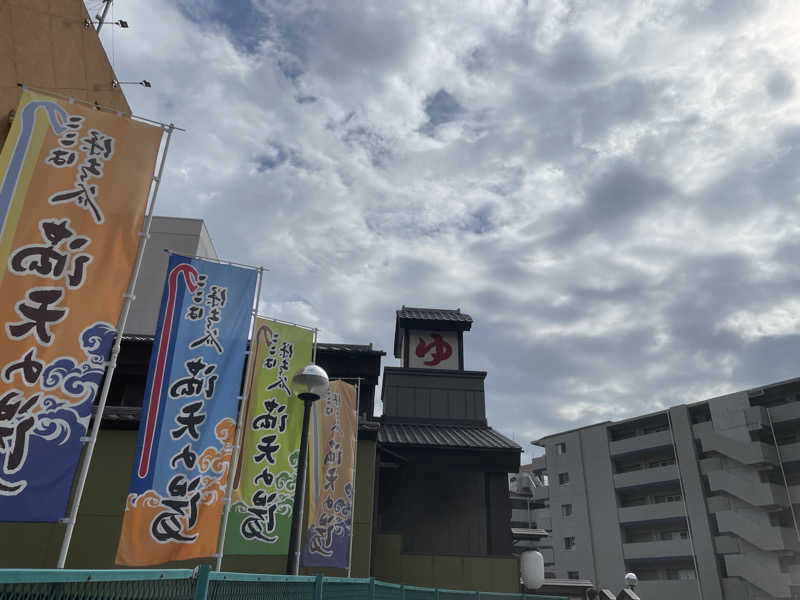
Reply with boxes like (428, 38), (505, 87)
(609, 430), (672, 456)
(618, 501), (685, 524)
(622, 539), (692, 560)
(613, 465), (679, 489)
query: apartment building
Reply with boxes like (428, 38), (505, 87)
(518, 376), (800, 600)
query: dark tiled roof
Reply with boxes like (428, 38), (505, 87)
(122, 334), (155, 342)
(397, 306), (473, 323)
(317, 342), (386, 355)
(99, 405), (142, 421)
(511, 527), (549, 539)
(378, 422), (520, 450)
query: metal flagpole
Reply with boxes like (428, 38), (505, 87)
(95, 0), (113, 33)
(17, 84), (186, 131)
(312, 328), (318, 362)
(215, 266), (265, 571)
(346, 377), (362, 577)
(257, 316), (315, 331)
(766, 407), (800, 542)
(163, 249), (266, 272)
(57, 123), (177, 568)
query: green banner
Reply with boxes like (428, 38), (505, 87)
(225, 317), (313, 555)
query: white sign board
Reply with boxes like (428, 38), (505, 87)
(407, 330), (459, 369)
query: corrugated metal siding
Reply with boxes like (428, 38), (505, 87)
(396, 307), (473, 323)
(378, 423), (520, 450)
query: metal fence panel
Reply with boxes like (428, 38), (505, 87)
(323, 581), (369, 600)
(373, 581), (404, 600)
(405, 586), (436, 600)
(207, 573), (316, 600)
(438, 590), (476, 600)
(0, 569), (568, 600)
(0, 570), (196, 600)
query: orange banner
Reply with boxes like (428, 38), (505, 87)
(0, 90), (162, 521)
(301, 380), (358, 568)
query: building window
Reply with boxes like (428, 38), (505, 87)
(567, 571), (580, 580)
(561, 503), (573, 517)
(558, 472), (570, 485)
(556, 442), (567, 455)
(659, 530), (687, 541)
(564, 536), (575, 550)
(544, 572), (555, 579)
(666, 568), (696, 580)
(654, 493), (681, 504)
(643, 424), (668, 434)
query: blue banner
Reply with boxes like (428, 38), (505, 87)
(116, 254), (257, 566)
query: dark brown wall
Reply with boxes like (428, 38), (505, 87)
(381, 368), (487, 424)
(485, 472), (512, 554)
(379, 464), (489, 555)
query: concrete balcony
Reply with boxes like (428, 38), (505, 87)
(622, 538), (692, 560)
(530, 454), (547, 472)
(725, 554), (792, 599)
(537, 515), (552, 531)
(609, 430), (672, 457)
(618, 501), (685, 524)
(533, 485), (549, 502)
(716, 510), (800, 552)
(692, 420), (713, 436)
(780, 441), (800, 464)
(511, 508), (532, 526)
(714, 535), (741, 554)
(698, 431), (777, 466)
(613, 465), (679, 489)
(768, 401), (800, 425)
(706, 470), (788, 508)
(706, 495), (731, 513)
(634, 580), (699, 599)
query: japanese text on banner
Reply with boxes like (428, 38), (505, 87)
(225, 318), (312, 555)
(0, 90), (161, 522)
(116, 254), (257, 566)
(301, 380), (358, 569)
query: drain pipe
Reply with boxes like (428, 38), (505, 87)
(766, 407), (800, 543)
(667, 410), (704, 600)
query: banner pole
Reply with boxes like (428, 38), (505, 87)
(312, 328), (318, 363)
(56, 124), (176, 568)
(215, 266), (264, 571)
(346, 377), (362, 577)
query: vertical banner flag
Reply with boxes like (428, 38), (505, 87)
(116, 254), (257, 566)
(301, 380), (358, 568)
(224, 318), (312, 555)
(0, 90), (162, 521)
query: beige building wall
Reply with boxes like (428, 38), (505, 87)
(0, 0), (130, 144)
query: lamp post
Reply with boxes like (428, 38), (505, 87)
(285, 364), (329, 575)
(624, 572), (638, 591)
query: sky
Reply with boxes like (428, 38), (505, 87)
(86, 0), (800, 460)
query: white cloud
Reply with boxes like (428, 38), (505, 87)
(90, 0), (800, 455)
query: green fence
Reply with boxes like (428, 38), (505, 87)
(0, 567), (567, 600)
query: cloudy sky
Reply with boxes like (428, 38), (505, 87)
(88, 0), (800, 458)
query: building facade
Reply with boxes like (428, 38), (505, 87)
(520, 377), (800, 600)
(1, 0), (131, 144)
(372, 307), (523, 592)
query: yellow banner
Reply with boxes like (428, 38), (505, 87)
(300, 380), (358, 568)
(225, 317), (313, 554)
(0, 90), (162, 521)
